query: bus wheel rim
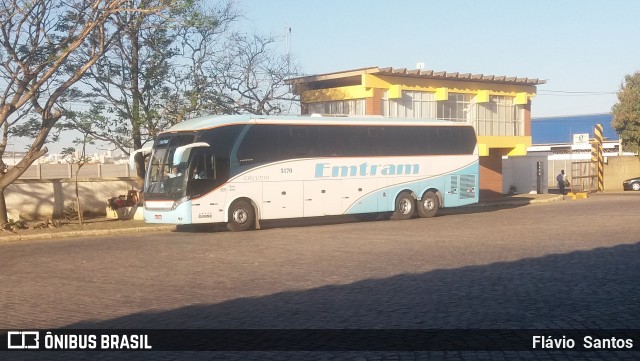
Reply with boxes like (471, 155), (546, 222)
(233, 209), (248, 224)
(423, 198), (435, 211)
(399, 199), (412, 214)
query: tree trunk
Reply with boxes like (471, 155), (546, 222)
(0, 147), (47, 224)
(130, 21), (145, 179)
(75, 167), (84, 225)
(0, 187), (7, 225)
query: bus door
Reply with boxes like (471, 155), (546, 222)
(444, 175), (461, 207)
(262, 181), (304, 219)
(303, 180), (341, 217)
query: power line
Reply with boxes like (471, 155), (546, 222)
(538, 89), (617, 96)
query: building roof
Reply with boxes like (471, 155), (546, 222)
(287, 66), (547, 87)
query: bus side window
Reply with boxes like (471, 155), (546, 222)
(280, 126), (319, 158)
(362, 127), (385, 156)
(237, 125), (280, 164)
(190, 151), (215, 180)
(459, 127), (477, 154)
(388, 127), (424, 155)
(319, 126), (358, 157)
(428, 127), (465, 155)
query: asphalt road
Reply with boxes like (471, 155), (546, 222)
(1, 192), (639, 360)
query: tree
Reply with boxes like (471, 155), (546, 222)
(70, 1), (301, 178)
(59, 114), (96, 225)
(0, 0), (161, 224)
(170, 28), (301, 118)
(204, 33), (301, 115)
(72, 0), (239, 178)
(612, 71), (640, 157)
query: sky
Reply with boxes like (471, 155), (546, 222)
(14, 0), (640, 155)
(237, 0), (640, 118)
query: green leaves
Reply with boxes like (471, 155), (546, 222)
(612, 71), (640, 157)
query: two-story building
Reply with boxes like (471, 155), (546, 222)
(287, 66), (546, 199)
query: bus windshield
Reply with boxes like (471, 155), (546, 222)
(144, 133), (195, 200)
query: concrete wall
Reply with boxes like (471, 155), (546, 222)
(17, 163), (130, 180)
(516, 155), (640, 192)
(503, 154), (550, 194)
(548, 156), (640, 191)
(6, 178), (142, 220)
(603, 156), (640, 191)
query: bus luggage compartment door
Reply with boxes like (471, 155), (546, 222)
(342, 178), (379, 214)
(303, 180), (342, 217)
(262, 181), (304, 220)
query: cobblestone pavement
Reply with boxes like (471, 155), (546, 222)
(1, 192), (639, 360)
(0, 194), (562, 243)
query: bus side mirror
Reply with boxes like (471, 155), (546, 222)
(172, 142), (210, 166)
(129, 147), (152, 173)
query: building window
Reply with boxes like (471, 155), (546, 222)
(383, 91), (472, 121)
(437, 93), (473, 121)
(383, 91), (524, 137)
(308, 99), (365, 115)
(472, 95), (524, 136)
(382, 90), (437, 118)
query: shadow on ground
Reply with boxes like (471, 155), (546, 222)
(7, 242), (639, 360)
(69, 242), (640, 329)
(176, 201), (530, 233)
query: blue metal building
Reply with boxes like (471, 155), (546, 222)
(531, 113), (617, 144)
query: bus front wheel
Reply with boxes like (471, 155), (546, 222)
(417, 191), (439, 218)
(391, 191), (415, 220)
(227, 200), (255, 232)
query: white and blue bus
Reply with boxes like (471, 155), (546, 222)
(138, 114), (479, 231)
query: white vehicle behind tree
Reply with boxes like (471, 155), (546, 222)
(138, 114), (479, 231)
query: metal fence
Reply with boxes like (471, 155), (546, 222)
(16, 164), (132, 180)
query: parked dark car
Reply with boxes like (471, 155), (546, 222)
(623, 176), (640, 191)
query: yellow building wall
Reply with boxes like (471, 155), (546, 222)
(302, 85), (373, 102)
(477, 136), (531, 156)
(301, 76), (536, 104)
(361, 73), (538, 99)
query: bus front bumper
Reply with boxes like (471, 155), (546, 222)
(143, 200), (192, 224)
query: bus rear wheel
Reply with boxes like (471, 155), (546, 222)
(391, 191), (415, 220)
(227, 200), (255, 232)
(417, 191), (439, 218)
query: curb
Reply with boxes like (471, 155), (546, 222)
(469, 195), (564, 208)
(0, 225), (176, 243)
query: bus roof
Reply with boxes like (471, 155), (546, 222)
(164, 114), (468, 133)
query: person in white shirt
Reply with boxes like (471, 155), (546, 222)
(168, 166), (182, 178)
(556, 170), (566, 195)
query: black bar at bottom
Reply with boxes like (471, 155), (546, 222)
(1, 329), (638, 351)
